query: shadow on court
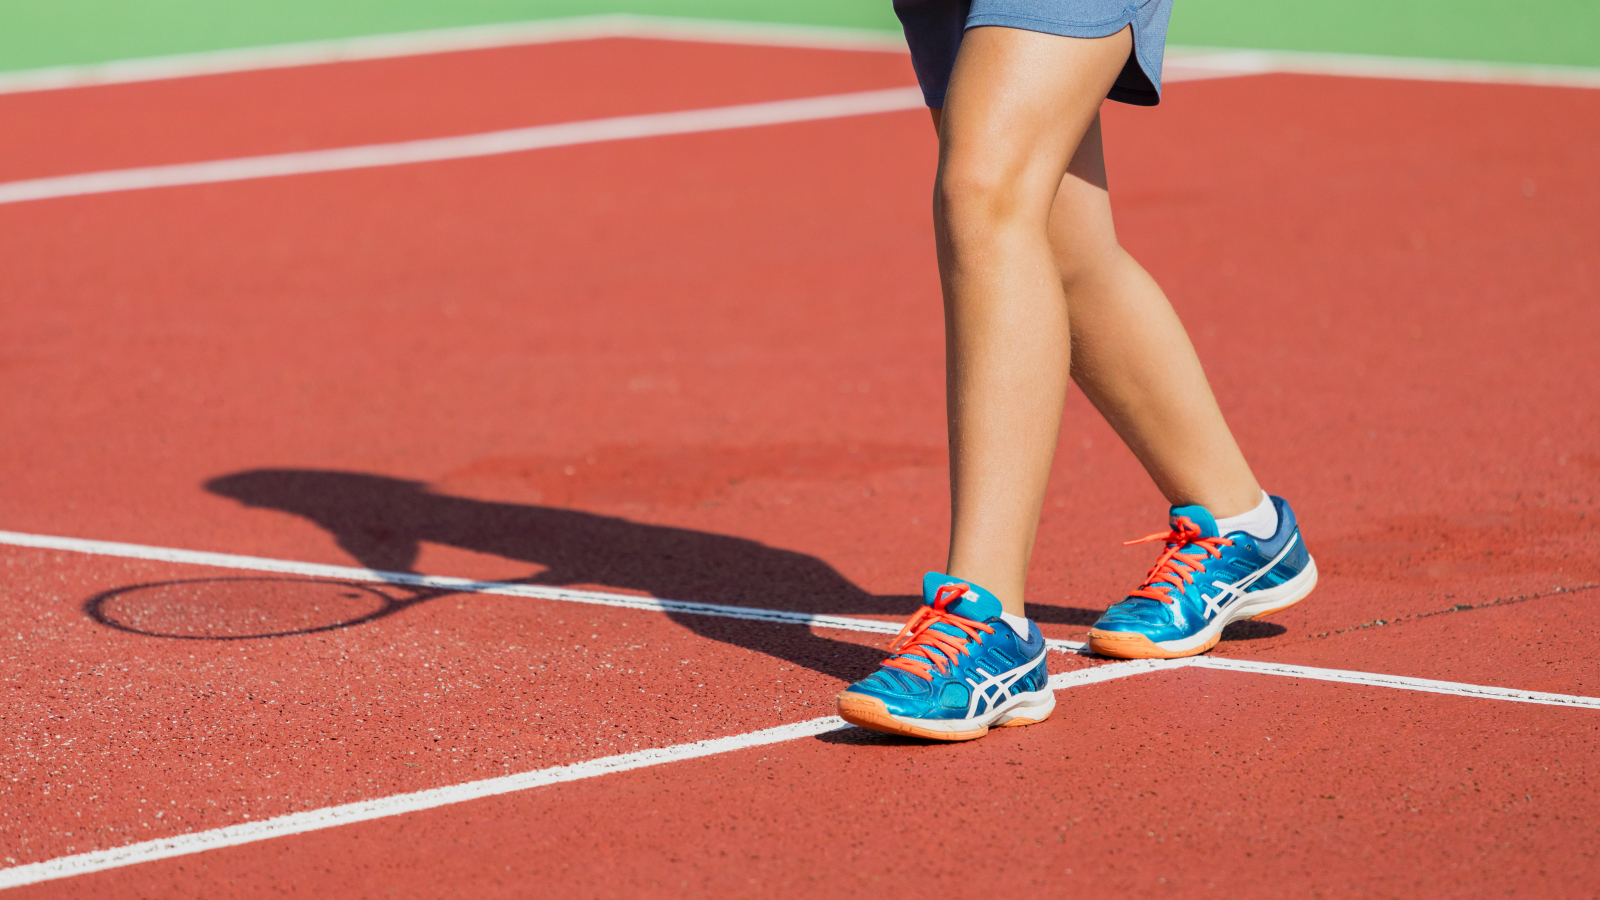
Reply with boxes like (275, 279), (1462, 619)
(81, 468), (1281, 679)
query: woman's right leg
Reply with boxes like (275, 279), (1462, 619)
(935, 28), (1265, 621)
(933, 25), (1136, 616)
(832, 25), (1134, 742)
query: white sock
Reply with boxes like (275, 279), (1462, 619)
(1214, 491), (1278, 539)
(999, 611), (1032, 639)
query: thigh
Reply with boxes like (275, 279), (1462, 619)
(968, 0), (1175, 106)
(939, 25), (1131, 219)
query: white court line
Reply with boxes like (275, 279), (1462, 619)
(1191, 657), (1600, 710)
(0, 14), (908, 95)
(1048, 656), (1600, 710)
(1, 646), (1593, 889)
(5, 29), (1596, 207)
(2, 528), (1596, 888)
(0, 715), (856, 890)
(0, 528), (1069, 646)
(2, 13), (1598, 97)
(0, 653), (1188, 889)
(10, 527), (1600, 701)
(0, 86), (926, 207)
(1048, 657), (1189, 689)
(1164, 46), (1600, 90)
(0, 651), (1173, 889)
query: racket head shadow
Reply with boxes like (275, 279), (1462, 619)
(84, 576), (422, 640)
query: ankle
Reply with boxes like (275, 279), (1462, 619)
(998, 610), (1032, 638)
(1213, 491), (1278, 539)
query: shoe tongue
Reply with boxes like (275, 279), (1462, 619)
(1169, 504), (1220, 540)
(920, 572), (1002, 631)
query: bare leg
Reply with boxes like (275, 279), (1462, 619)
(933, 26), (1260, 617)
(934, 26), (1130, 615)
(1046, 119), (1263, 519)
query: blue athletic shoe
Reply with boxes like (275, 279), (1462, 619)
(1089, 496), (1318, 659)
(836, 572), (1054, 741)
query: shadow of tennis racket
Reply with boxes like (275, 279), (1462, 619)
(84, 575), (463, 640)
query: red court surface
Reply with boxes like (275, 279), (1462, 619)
(1, 35), (1597, 897)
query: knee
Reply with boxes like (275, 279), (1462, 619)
(935, 156), (1040, 241)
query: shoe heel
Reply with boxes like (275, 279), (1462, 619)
(1246, 557), (1319, 620)
(994, 692), (1056, 728)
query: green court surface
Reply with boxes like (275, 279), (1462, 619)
(1, 0), (1596, 72)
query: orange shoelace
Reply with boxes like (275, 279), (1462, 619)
(881, 583), (995, 680)
(1124, 516), (1235, 603)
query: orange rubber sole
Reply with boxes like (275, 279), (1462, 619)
(1087, 592), (1310, 660)
(835, 693), (1047, 742)
(1087, 629), (1220, 660)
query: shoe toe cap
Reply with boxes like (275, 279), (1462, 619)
(844, 668), (985, 720)
(1092, 600), (1190, 643)
(1094, 598), (1167, 629)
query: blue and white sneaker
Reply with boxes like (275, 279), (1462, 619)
(1089, 496), (1317, 659)
(836, 572), (1054, 741)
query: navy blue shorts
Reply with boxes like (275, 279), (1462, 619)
(893, 0), (1175, 107)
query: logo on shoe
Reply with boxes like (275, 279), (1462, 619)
(1197, 533), (1302, 620)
